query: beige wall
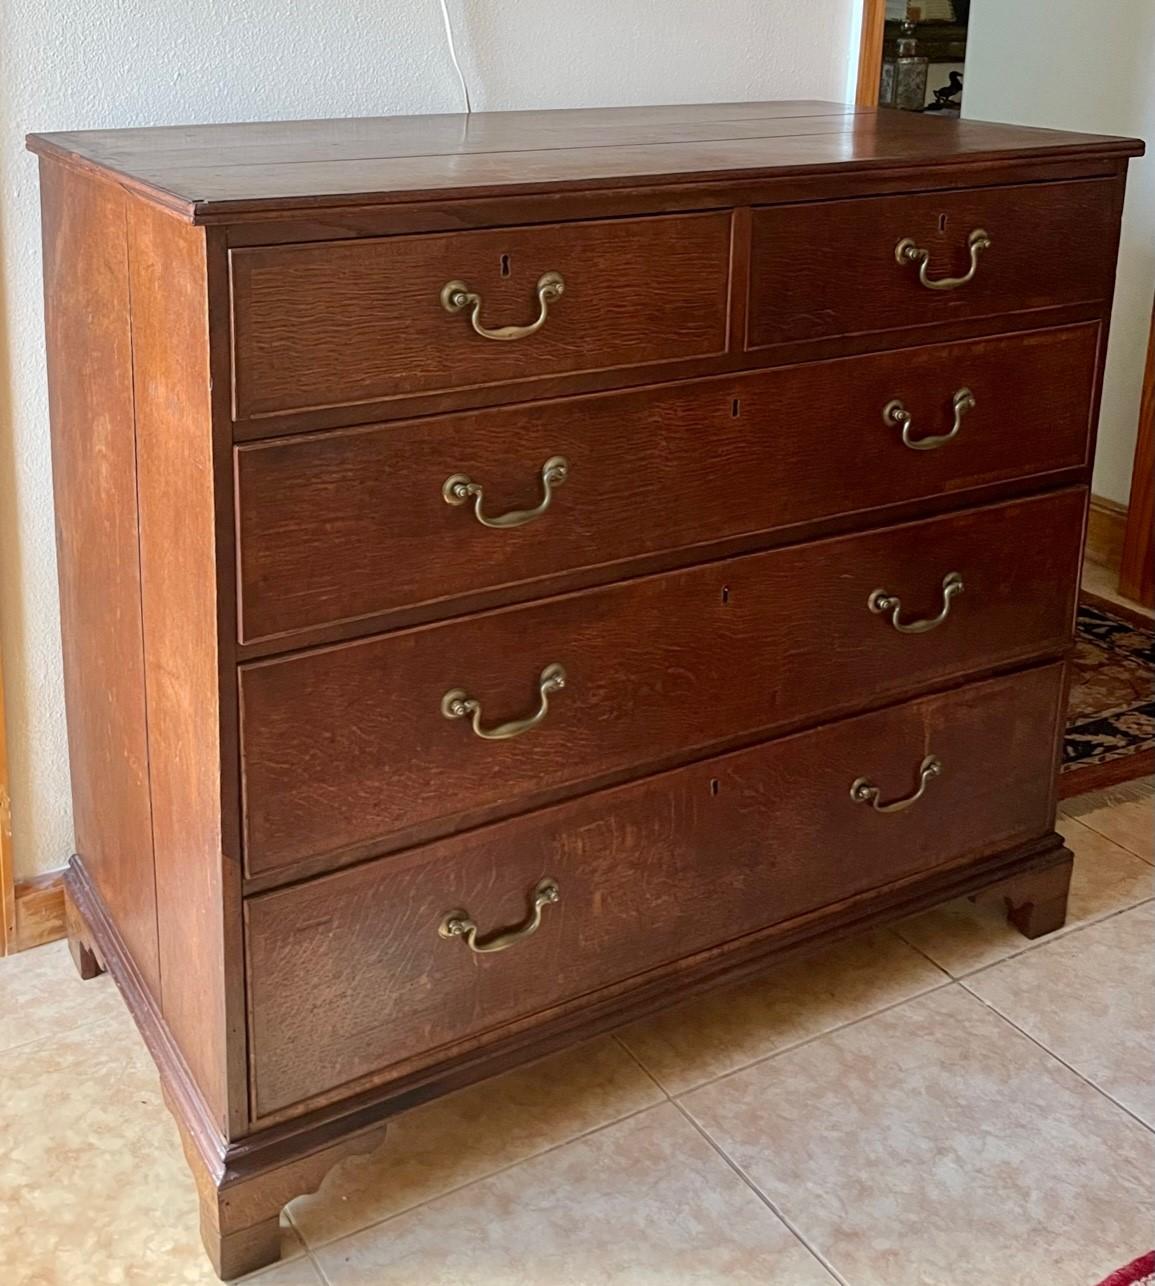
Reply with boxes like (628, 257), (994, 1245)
(963, 0), (1155, 505)
(0, 1), (860, 877)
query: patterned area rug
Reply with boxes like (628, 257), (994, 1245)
(1095, 1251), (1155, 1286)
(1061, 595), (1155, 798)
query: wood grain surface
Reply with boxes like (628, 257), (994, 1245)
(230, 211), (732, 420)
(26, 103), (1141, 220)
(236, 323), (1098, 642)
(246, 663), (1064, 1117)
(128, 196), (246, 1137)
(38, 162), (160, 992)
(31, 102), (1138, 1280)
(1119, 298), (1154, 606)
(748, 179), (1121, 351)
(239, 489), (1085, 879)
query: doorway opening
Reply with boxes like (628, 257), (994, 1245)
(857, 1), (970, 114)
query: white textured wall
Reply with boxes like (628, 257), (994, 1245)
(963, 0), (1155, 505)
(0, 0), (859, 877)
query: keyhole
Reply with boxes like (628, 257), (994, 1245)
(731, 397), (741, 418)
(721, 585), (730, 605)
(500, 253), (511, 277)
(937, 213), (948, 233)
(709, 778), (720, 797)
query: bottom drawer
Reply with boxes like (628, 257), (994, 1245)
(246, 663), (1064, 1119)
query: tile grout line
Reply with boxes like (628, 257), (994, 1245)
(893, 890), (1155, 985)
(1063, 818), (1155, 867)
(292, 1096), (667, 1256)
(1059, 805), (1155, 865)
(891, 923), (961, 976)
(960, 982), (1155, 1137)
(947, 894), (1155, 983)
(648, 974), (958, 1101)
(242, 1241), (329, 1286)
(0, 1004), (133, 1063)
(1066, 809), (1155, 867)
(611, 1030), (673, 1099)
(282, 1206), (310, 1268)
(671, 1098), (851, 1286)
(289, 967), (992, 1259)
(306, 1246), (333, 1286)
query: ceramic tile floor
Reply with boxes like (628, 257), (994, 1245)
(1, 781), (1152, 1286)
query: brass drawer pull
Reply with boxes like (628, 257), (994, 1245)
(851, 755), (943, 813)
(884, 388), (975, 451)
(895, 228), (991, 291)
(441, 663), (566, 741)
(869, 571), (963, 634)
(440, 271), (565, 341)
(443, 456), (568, 529)
(439, 878), (560, 954)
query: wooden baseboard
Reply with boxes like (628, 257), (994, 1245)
(1085, 494), (1129, 573)
(8, 868), (67, 953)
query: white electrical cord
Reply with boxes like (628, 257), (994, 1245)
(437, 0), (473, 114)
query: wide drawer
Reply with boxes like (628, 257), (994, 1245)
(748, 180), (1119, 352)
(235, 324), (1097, 642)
(230, 212), (732, 423)
(246, 663), (1065, 1118)
(239, 489), (1084, 879)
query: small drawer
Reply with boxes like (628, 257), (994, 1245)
(245, 662), (1065, 1118)
(747, 179), (1119, 352)
(230, 212), (733, 423)
(238, 489), (1084, 880)
(235, 323), (1097, 642)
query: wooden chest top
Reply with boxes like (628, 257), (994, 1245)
(26, 100), (1142, 221)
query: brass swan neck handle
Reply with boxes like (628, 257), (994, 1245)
(443, 456), (568, 529)
(895, 228), (991, 291)
(884, 388), (975, 451)
(439, 879), (560, 954)
(441, 664), (566, 741)
(851, 755), (943, 814)
(441, 272), (565, 341)
(869, 572), (964, 635)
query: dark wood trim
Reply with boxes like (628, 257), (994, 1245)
(1060, 751), (1155, 799)
(65, 856), (229, 1167)
(857, 0), (888, 108)
(220, 157), (1127, 248)
(0, 668), (13, 956)
(26, 117), (1142, 227)
(1119, 299), (1155, 607)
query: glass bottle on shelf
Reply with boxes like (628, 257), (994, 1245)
(880, 19), (929, 111)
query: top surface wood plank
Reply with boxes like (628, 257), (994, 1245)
(27, 101), (1143, 221)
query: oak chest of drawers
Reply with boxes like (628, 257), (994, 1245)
(29, 101), (1142, 1278)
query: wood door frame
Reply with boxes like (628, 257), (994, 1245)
(857, 0), (888, 106)
(0, 662), (15, 955)
(1118, 298), (1155, 607)
(0, 653), (61, 956)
